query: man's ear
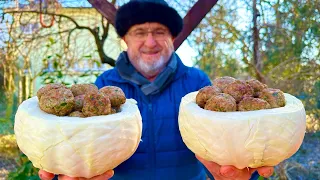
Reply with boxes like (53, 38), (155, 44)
(120, 36), (129, 50)
(122, 36), (127, 44)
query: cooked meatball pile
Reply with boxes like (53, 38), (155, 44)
(212, 76), (236, 91)
(99, 86), (126, 108)
(223, 80), (254, 103)
(196, 77), (286, 112)
(196, 86), (221, 108)
(37, 84), (74, 116)
(37, 83), (126, 117)
(82, 92), (112, 117)
(204, 93), (237, 112)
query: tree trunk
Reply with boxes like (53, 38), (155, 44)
(252, 0), (265, 83)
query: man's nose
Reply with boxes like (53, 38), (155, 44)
(144, 33), (157, 47)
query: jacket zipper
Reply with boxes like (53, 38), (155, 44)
(147, 98), (155, 179)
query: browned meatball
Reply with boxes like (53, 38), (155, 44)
(223, 80), (254, 102)
(74, 95), (85, 111)
(110, 108), (117, 114)
(82, 92), (111, 117)
(37, 83), (66, 100)
(71, 84), (98, 97)
(246, 79), (268, 97)
(113, 106), (121, 113)
(204, 93), (237, 112)
(68, 111), (85, 118)
(212, 76), (236, 91)
(259, 88), (286, 108)
(238, 97), (271, 111)
(110, 106), (121, 114)
(196, 86), (221, 108)
(39, 88), (75, 116)
(99, 86), (126, 107)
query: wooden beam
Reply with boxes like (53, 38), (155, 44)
(87, 0), (117, 26)
(173, 0), (219, 50)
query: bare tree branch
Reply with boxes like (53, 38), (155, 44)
(4, 10), (92, 31)
(3, 9), (116, 66)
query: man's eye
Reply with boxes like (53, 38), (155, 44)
(135, 32), (146, 36)
(155, 31), (165, 35)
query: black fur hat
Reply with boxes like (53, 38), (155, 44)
(115, 0), (183, 37)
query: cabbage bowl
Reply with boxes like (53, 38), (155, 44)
(14, 96), (142, 178)
(178, 91), (306, 169)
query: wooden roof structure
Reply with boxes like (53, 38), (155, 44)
(87, 0), (219, 50)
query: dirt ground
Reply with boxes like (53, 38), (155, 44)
(0, 158), (17, 180)
(270, 132), (320, 180)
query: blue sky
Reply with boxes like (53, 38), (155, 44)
(176, 41), (197, 67)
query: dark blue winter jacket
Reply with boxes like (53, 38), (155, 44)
(94, 53), (260, 180)
(95, 53), (211, 180)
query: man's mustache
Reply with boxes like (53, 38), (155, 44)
(141, 48), (162, 54)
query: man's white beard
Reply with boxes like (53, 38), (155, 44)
(137, 56), (166, 75)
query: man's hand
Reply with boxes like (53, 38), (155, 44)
(38, 169), (114, 180)
(196, 155), (274, 180)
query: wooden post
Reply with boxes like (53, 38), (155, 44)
(87, 0), (117, 26)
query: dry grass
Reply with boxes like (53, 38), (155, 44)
(0, 134), (19, 158)
(306, 114), (320, 133)
(0, 134), (19, 180)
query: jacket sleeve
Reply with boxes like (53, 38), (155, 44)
(197, 70), (212, 89)
(95, 71), (114, 89)
(94, 74), (105, 89)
